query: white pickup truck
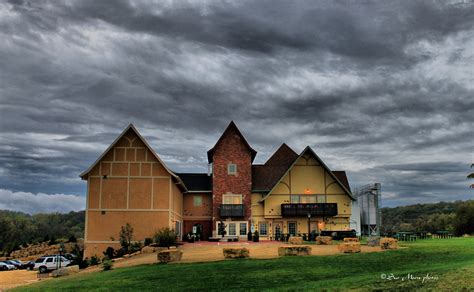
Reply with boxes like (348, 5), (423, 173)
(33, 255), (71, 273)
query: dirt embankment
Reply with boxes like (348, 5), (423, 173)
(1, 240), (83, 262)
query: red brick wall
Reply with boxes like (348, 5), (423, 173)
(183, 220), (212, 240)
(211, 127), (252, 227)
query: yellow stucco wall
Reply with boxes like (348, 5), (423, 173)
(256, 153), (352, 236)
(84, 129), (184, 258)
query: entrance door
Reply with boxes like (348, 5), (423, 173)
(193, 223), (203, 240)
(273, 221), (283, 240)
(310, 222), (318, 233)
(288, 222), (297, 236)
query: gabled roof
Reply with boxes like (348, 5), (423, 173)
(177, 173), (212, 192)
(260, 146), (354, 201)
(79, 124), (187, 191)
(264, 143), (299, 167)
(252, 144), (299, 191)
(207, 121), (257, 163)
(332, 171), (351, 192)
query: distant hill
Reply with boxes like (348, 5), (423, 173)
(381, 200), (474, 234)
(0, 210), (84, 256)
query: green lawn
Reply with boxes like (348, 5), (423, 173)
(15, 238), (474, 291)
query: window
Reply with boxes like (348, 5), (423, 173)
(223, 194), (242, 204)
(218, 222), (226, 236)
(317, 195), (326, 203)
(227, 163), (237, 175)
(290, 195), (325, 203)
(46, 258), (54, 263)
(239, 223), (247, 235)
(259, 222), (268, 236)
(288, 222), (297, 236)
(175, 221), (181, 237)
(290, 195), (300, 204)
(193, 195), (202, 207)
(216, 221), (248, 237)
(228, 223), (236, 236)
(301, 195), (316, 204)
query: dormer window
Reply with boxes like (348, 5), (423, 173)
(227, 163), (237, 175)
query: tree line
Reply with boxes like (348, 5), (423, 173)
(381, 200), (474, 236)
(0, 210), (84, 256)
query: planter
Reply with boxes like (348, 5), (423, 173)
(380, 238), (398, 250)
(223, 248), (249, 259)
(338, 242), (361, 253)
(289, 236), (304, 245)
(278, 245), (312, 256)
(316, 236), (332, 245)
(157, 249), (183, 264)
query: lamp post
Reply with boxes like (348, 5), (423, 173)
(59, 242), (65, 269)
(307, 213), (311, 241)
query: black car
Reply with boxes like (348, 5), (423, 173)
(21, 261), (35, 270)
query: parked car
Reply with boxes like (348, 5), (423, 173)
(7, 260), (23, 269)
(34, 256), (71, 274)
(0, 261), (16, 270)
(49, 253), (77, 261)
(0, 262), (9, 271)
(21, 260), (35, 271)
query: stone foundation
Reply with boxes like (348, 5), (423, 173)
(278, 245), (312, 256)
(223, 248), (249, 259)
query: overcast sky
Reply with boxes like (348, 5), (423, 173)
(0, 0), (473, 213)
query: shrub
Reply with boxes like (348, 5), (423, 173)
(114, 248), (125, 258)
(129, 241), (142, 253)
(253, 231), (259, 242)
(68, 235), (77, 243)
(69, 243), (89, 269)
(102, 259), (113, 271)
(103, 247), (115, 259)
(119, 223), (134, 252)
(89, 255), (101, 266)
(144, 238), (153, 246)
(154, 227), (177, 247)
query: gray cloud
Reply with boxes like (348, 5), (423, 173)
(0, 0), (473, 212)
(0, 189), (85, 214)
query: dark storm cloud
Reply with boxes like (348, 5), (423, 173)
(0, 0), (473, 213)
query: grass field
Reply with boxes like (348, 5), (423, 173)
(15, 238), (474, 291)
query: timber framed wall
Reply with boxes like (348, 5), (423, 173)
(83, 128), (183, 258)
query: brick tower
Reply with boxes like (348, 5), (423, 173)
(207, 121), (256, 237)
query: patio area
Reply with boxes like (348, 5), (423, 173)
(100, 240), (383, 270)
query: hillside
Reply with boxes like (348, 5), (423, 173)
(0, 210), (84, 256)
(381, 200), (474, 234)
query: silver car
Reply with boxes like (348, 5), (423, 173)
(0, 261), (16, 271)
